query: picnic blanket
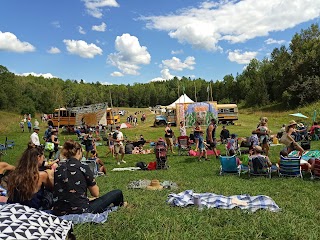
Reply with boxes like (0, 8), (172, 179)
(128, 180), (178, 190)
(0, 203), (72, 240)
(112, 167), (141, 171)
(195, 149), (221, 156)
(59, 207), (118, 224)
(289, 150), (320, 161)
(167, 190), (280, 212)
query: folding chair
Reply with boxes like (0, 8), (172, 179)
(0, 144), (7, 156)
(5, 137), (15, 149)
(311, 159), (320, 180)
(81, 158), (103, 177)
(177, 136), (191, 156)
(248, 156), (276, 178)
(219, 155), (242, 176)
(277, 155), (303, 178)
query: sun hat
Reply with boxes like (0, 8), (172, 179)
(34, 126), (40, 130)
(146, 179), (163, 190)
(288, 120), (297, 126)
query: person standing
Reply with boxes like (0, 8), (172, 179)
(48, 129), (59, 160)
(193, 121), (201, 151)
(179, 121), (187, 137)
(83, 129), (95, 159)
(206, 118), (219, 159)
(27, 120), (32, 133)
(114, 126), (126, 165)
(19, 119), (25, 132)
(30, 126), (41, 146)
(164, 123), (175, 153)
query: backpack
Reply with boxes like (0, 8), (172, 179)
(136, 162), (147, 170)
(112, 131), (118, 140)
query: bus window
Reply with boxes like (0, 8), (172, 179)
(70, 112), (76, 117)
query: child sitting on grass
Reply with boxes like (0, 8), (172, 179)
(89, 150), (107, 175)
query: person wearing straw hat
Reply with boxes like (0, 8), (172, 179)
(280, 120), (304, 156)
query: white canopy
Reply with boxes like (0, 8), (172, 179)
(167, 94), (194, 108)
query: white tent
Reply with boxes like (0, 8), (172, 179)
(167, 94), (194, 108)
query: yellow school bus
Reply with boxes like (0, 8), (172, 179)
(49, 105), (120, 128)
(217, 104), (238, 125)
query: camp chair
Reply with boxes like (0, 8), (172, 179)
(248, 156), (276, 178)
(0, 144), (7, 156)
(177, 136), (191, 155)
(219, 155), (242, 176)
(5, 137), (15, 149)
(81, 158), (104, 177)
(311, 159), (320, 180)
(311, 128), (320, 141)
(277, 155), (303, 178)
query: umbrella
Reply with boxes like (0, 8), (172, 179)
(289, 113), (308, 119)
(120, 122), (132, 129)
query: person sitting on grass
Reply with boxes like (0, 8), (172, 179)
(228, 149), (242, 165)
(89, 150), (107, 175)
(53, 140), (126, 216)
(7, 143), (54, 210)
(198, 131), (208, 161)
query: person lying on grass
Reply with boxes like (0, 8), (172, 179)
(52, 140), (125, 216)
(7, 143), (54, 210)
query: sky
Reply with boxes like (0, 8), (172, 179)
(0, 0), (320, 85)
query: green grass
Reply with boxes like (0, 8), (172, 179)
(1, 108), (320, 240)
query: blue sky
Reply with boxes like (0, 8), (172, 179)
(0, 0), (319, 85)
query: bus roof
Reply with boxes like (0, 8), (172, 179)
(217, 104), (238, 108)
(54, 108), (67, 111)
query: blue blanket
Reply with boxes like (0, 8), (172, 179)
(167, 190), (281, 212)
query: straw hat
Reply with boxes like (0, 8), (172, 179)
(288, 120), (297, 126)
(146, 179), (163, 190)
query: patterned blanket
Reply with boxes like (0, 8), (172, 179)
(0, 203), (72, 240)
(167, 190), (281, 212)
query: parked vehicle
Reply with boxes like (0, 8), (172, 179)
(217, 104), (238, 125)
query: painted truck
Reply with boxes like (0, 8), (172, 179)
(49, 103), (120, 128)
(153, 101), (218, 127)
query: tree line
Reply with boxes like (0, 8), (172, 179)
(0, 24), (319, 116)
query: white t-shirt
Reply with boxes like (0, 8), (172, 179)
(30, 132), (40, 146)
(116, 131), (124, 145)
(179, 126), (186, 136)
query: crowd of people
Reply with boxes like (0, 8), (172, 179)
(1, 111), (319, 220)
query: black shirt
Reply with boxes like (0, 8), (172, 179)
(53, 158), (96, 216)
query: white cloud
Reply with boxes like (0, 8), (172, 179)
(110, 71), (124, 77)
(107, 33), (151, 75)
(47, 47), (61, 54)
(171, 49), (184, 55)
(149, 68), (179, 82)
(17, 72), (57, 78)
(228, 49), (258, 64)
(63, 39), (103, 58)
(83, 0), (119, 18)
(51, 21), (61, 28)
(92, 22), (107, 32)
(0, 31), (35, 53)
(78, 26), (86, 34)
(162, 56), (195, 71)
(141, 0), (320, 51)
(264, 38), (286, 45)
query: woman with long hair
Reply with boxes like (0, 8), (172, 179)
(7, 143), (54, 209)
(53, 140), (125, 216)
(48, 128), (59, 159)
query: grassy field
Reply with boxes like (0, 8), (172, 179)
(1, 107), (320, 240)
